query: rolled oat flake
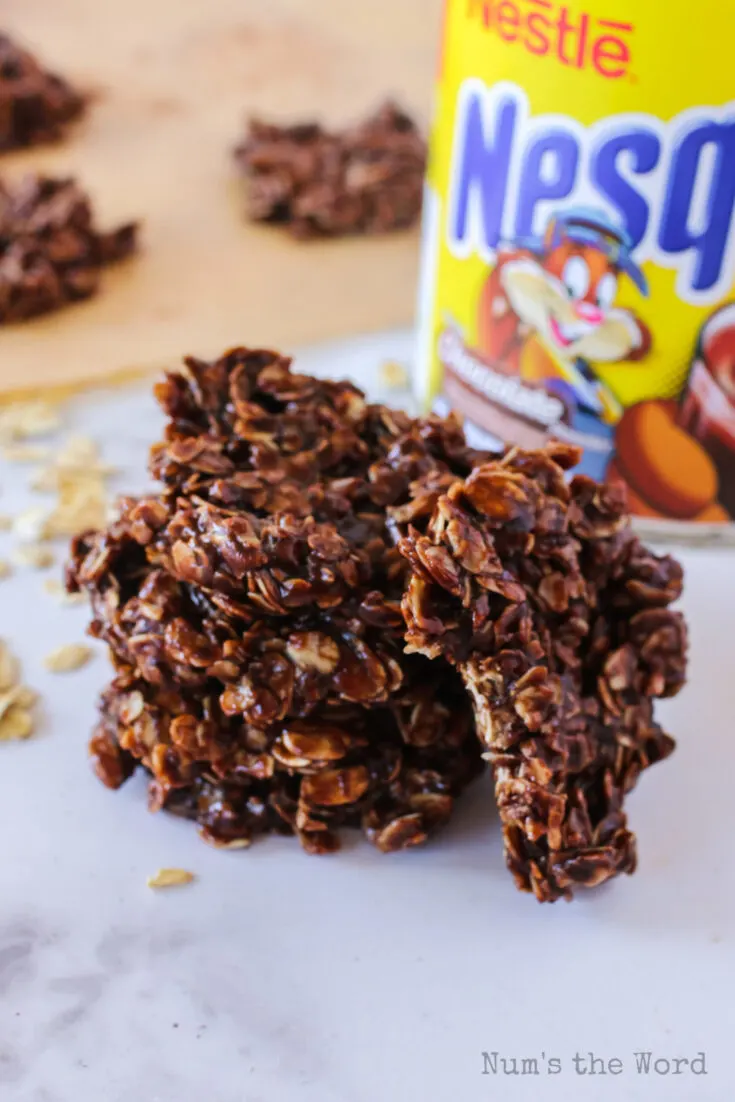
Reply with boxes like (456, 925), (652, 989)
(416, 0), (735, 544)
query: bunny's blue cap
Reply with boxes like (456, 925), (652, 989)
(520, 207), (649, 297)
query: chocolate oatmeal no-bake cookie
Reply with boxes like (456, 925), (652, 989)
(67, 347), (687, 900)
(68, 347), (486, 856)
(0, 33), (84, 151)
(0, 175), (137, 323)
(234, 102), (426, 239)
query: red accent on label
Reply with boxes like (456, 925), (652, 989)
(496, 1), (520, 41)
(592, 34), (630, 78)
(466, 1), (633, 77)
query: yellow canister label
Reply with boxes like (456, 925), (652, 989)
(418, 0), (735, 524)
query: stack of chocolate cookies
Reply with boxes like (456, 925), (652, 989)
(68, 348), (687, 900)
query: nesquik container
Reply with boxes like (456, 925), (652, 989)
(416, 0), (735, 542)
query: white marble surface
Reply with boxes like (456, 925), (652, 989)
(1, 330), (733, 1102)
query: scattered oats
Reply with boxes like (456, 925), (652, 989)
(0, 685), (36, 716)
(59, 435), (98, 462)
(0, 643), (36, 741)
(32, 435), (115, 492)
(43, 471), (109, 536)
(23, 433), (113, 538)
(29, 471), (54, 493)
(0, 513), (12, 530)
(0, 641), (19, 692)
(62, 435), (115, 473)
(0, 707), (33, 741)
(0, 685), (27, 720)
(379, 359), (410, 389)
(2, 443), (51, 463)
(202, 836), (251, 850)
(43, 578), (85, 606)
(147, 868), (195, 889)
(30, 468), (58, 493)
(20, 431), (114, 535)
(43, 643), (92, 673)
(13, 505), (50, 543)
(0, 559), (11, 580)
(0, 400), (60, 442)
(13, 544), (55, 569)
(0, 691), (18, 722)
(45, 487), (107, 538)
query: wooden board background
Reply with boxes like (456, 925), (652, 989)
(0, 0), (442, 396)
